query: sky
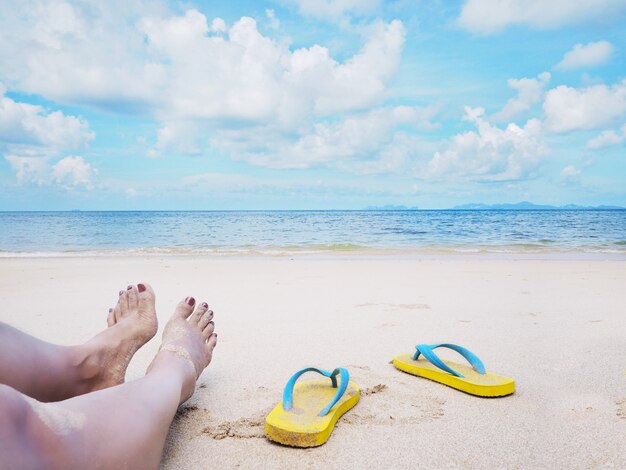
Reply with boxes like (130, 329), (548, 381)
(0, 0), (625, 210)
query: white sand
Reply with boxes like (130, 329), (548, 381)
(0, 256), (625, 468)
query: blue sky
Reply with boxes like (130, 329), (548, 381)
(0, 0), (625, 210)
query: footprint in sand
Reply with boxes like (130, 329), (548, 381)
(361, 384), (388, 396)
(342, 368), (446, 426)
(343, 381), (445, 425)
(176, 405), (199, 418)
(203, 415), (267, 440)
(617, 399), (626, 419)
(172, 404), (268, 441)
(162, 405), (214, 461)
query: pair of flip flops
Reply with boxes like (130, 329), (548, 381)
(265, 343), (515, 447)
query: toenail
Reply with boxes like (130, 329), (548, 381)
(138, 283), (146, 293)
(209, 321), (214, 325)
(127, 285), (132, 290)
(187, 297), (195, 306)
(109, 308), (113, 312)
(202, 302), (208, 308)
(119, 290), (123, 296)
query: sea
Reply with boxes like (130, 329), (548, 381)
(0, 210), (625, 258)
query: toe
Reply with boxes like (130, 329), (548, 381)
(113, 291), (124, 322)
(190, 302), (208, 323)
(198, 310), (212, 330)
(202, 321), (215, 340)
(137, 282), (156, 315)
(107, 308), (115, 327)
(173, 296), (196, 319)
(119, 288), (130, 317)
(206, 333), (217, 349)
(127, 285), (139, 311)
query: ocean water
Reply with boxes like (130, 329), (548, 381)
(0, 210), (625, 257)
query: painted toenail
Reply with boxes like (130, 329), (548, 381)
(119, 290), (124, 296)
(202, 302), (208, 308)
(127, 285), (132, 290)
(138, 283), (146, 293)
(109, 308), (113, 312)
(187, 297), (195, 306)
(209, 321), (214, 326)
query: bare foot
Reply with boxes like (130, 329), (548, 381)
(72, 283), (158, 394)
(147, 296), (217, 404)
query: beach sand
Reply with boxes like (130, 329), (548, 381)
(0, 256), (624, 468)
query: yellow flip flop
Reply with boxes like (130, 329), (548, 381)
(265, 367), (360, 447)
(393, 343), (515, 397)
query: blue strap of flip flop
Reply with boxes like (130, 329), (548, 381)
(413, 343), (486, 378)
(282, 367), (350, 417)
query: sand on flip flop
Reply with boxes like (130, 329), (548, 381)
(0, 255), (625, 469)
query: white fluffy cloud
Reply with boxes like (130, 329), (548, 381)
(0, 83), (96, 188)
(586, 124), (626, 149)
(458, 0), (626, 34)
(139, 13), (406, 164)
(543, 80), (626, 132)
(212, 105), (438, 170)
(265, 9), (280, 30)
(139, 14), (404, 124)
(0, 85), (93, 151)
(285, 0), (381, 20)
(561, 165), (580, 178)
(148, 121), (202, 158)
(426, 107), (547, 181)
(52, 156), (96, 189)
(5, 154), (95, 189)
(492, 72), (550, 122)
(0, 0), (166, 109)
(208, 17), (227, 33)
(1, 4), (404, 126)
(555, 41), (614, 70)
(5, 155), (49, 185)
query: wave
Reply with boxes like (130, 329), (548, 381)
(1, 242), (625, 259)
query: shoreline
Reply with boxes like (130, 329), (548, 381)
(1, 247), (626, 261)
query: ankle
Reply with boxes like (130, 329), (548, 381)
(67, 337), (128, 391)
(147, 351), (197, 404)
(72, 341), (108, 375)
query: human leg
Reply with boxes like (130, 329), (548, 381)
(0, 296), (216, 470)
(0, 283), (158, 402)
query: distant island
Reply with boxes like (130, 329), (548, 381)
(361, 201), (624, 211)
(451, 201), (625, 210)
